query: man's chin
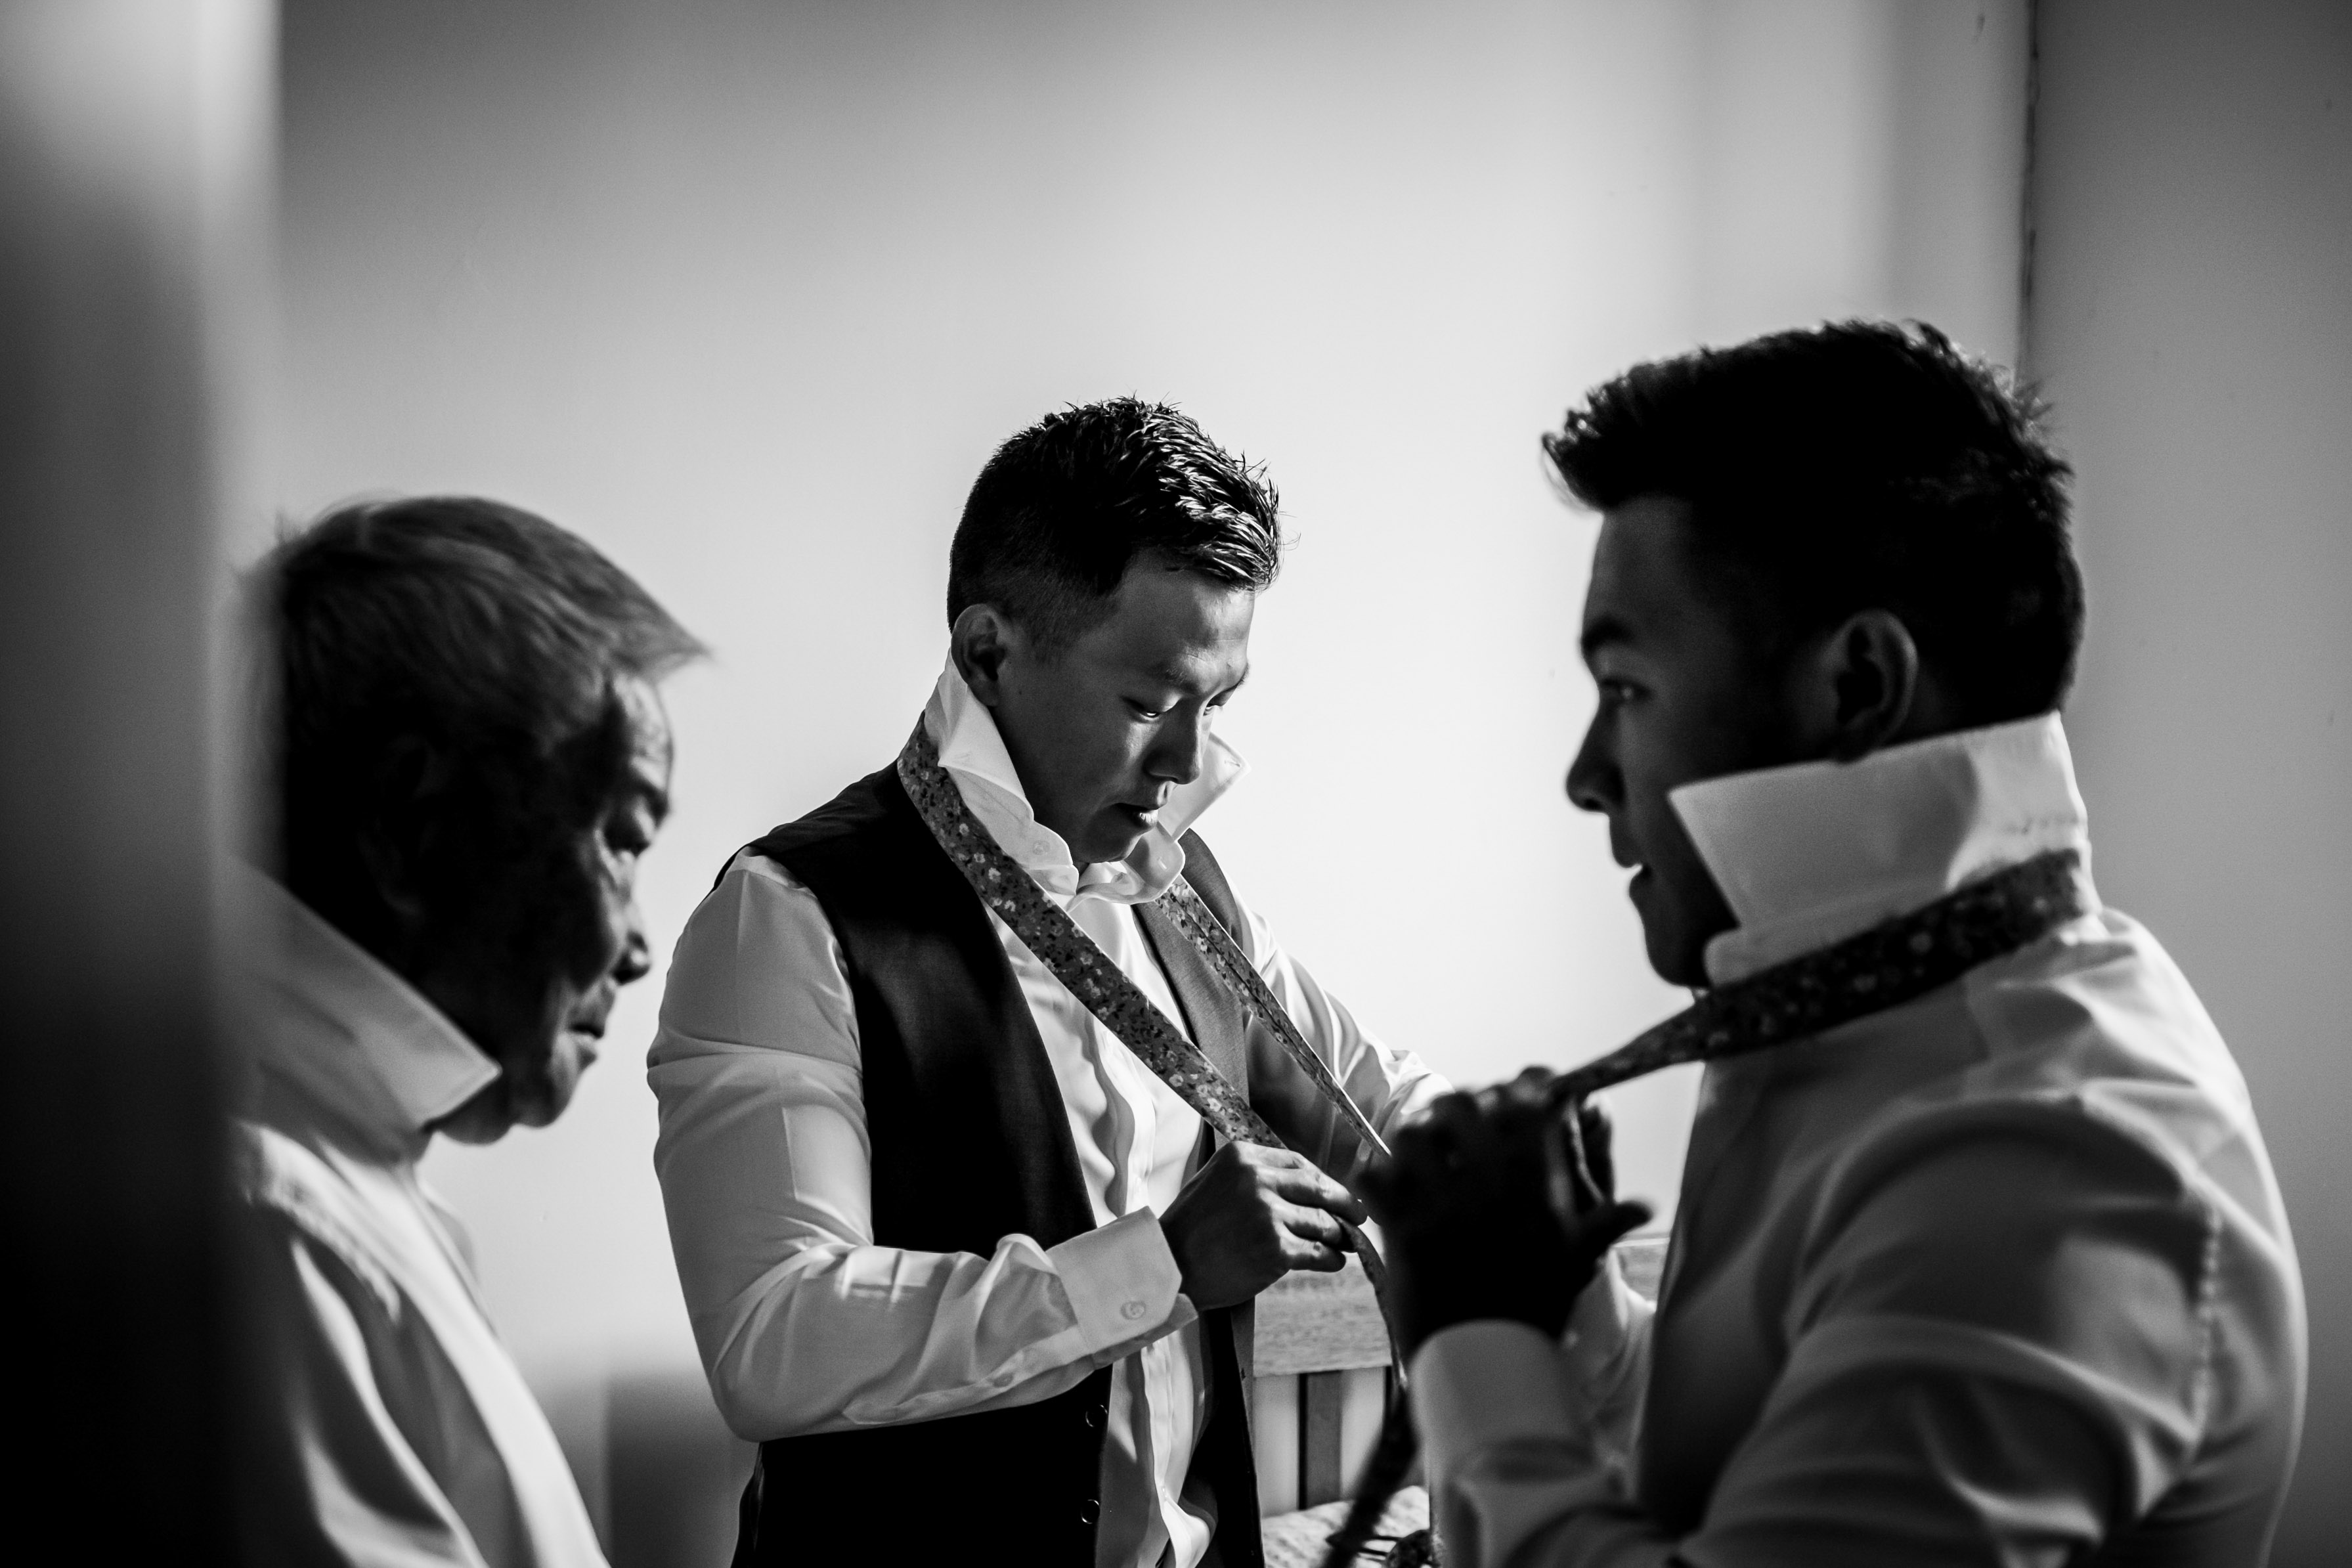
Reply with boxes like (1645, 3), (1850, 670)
(433, 1082), (514, 1144)
(435, 1043), (592, 1143)
(513, 1042), (593, 1128)
(1642, 932), (1712, 990)
(1630, 877), (1714, 988)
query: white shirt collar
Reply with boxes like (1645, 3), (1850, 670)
(230, 863), (500, 1158)
(1670, 712), (2095, 987)
(921, 658), (1246, 905)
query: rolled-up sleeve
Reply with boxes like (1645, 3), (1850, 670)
(649, 856), (1194, 1441)
(1413, 1101), (2216, 1567)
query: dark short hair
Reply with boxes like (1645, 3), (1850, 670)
(259, 496), (703, 911)
(1545, 320), (2083, 723)
(947, 398), (1283, 651)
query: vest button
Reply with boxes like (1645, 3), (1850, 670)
(1083, 1405), (1106, 1430)
(1079, 1498), (1101, 1527)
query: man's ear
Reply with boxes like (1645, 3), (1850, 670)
(949, 603), (1025, 708)
(1791, 609), (1923, 762)
(353, 733), (455, 940)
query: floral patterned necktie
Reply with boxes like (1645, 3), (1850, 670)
(896, 724), (1406, 1368)
(1539, 845), (2090, 1110)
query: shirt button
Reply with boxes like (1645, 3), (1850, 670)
(1079, 1498), (1101, 1527)
(1120, 1299), (1147, 1321)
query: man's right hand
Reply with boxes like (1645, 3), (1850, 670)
(1160, 1141), (1364, 1310)
(1360, 1080), (1649, 1354)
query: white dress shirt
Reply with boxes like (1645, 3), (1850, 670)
(1414, 714), (2307, 1567)
(230, 869), (609, 1568)
(650, 663), (1445, 1568)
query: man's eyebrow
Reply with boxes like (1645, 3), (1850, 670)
(1146, 661), (1248, 696)
(1580, 614), (1634, 660)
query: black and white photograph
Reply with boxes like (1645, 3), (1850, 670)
(3, 3), (2345, 1564)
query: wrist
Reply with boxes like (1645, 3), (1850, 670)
(1049, 1211), (1185, 1351)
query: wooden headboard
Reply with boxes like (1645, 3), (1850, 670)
(1249, 1234), (1668, 1515)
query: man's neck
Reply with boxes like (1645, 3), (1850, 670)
(1668, 712), (2089, 985)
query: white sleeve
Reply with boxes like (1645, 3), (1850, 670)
(1412, 1317), (1672, 1568)
(1223, 892), (1450, 1180)
(648, 855), (1196, 1442)
(1410, 1246), (1657, 1562)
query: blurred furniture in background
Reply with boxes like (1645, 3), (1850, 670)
(1252, 1235), (1668, 1554)
(1252, 1257), (1395, 1518)
(1263, 1490), (1431, 1568)
(603, 1366), (752, 1568)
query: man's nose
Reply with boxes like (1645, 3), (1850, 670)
(1145, 711), (1208, 788)
(612, 906), (653, 987)
(1565, 720), (1616, 815)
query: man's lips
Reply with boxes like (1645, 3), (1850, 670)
(564, 1014), (609, 1063)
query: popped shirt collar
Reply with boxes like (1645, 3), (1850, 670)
(921, 659), (1246, 906)
(231, 863), (500, 1159)
(1670, 712), (2095, 987)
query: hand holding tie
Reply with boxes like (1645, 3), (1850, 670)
(1360, 1074), (1651, 1354)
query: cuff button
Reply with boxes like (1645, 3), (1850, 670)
(1120, 1299), (1147, 1320)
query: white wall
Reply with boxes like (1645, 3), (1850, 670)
(271, 1), (2028, 1552)
(2026, 5), (2352, 1561)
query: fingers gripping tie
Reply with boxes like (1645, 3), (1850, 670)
(896, 724), (1412, 1376)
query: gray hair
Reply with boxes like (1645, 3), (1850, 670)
(257, 495), (703, 919)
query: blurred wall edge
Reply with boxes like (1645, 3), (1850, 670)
(0, 0), (274, 1557)
(2026, 2), (2352, 1563)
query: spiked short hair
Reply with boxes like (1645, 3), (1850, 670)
(1544, 320), (2083, 724)
(947, 398), (1283, 651)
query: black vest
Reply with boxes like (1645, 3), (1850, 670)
(728, 766), (1266, 1568)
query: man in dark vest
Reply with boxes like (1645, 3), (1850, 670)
(650, 398), (1447, 1567)
(1365, 322), (2307, 1565)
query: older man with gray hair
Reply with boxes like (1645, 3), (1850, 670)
(233, 497), (702, 1565)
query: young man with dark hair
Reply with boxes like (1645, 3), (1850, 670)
(236, 496), (703, 1564)
(651, 399), (1445, 1567)
(1370, 322), (2306, 1565)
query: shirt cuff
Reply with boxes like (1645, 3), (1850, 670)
(1047, 1209), (1193, 1355)
(1415, 1320), (1631, 1566)
(1559, 1250), (1648, 1401)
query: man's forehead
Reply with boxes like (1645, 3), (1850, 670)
(614, 678), (676, 807)
(1099, 639), (1250, 692)
(1083, 568), (1254, 679)
(1583, 498), (1704, 651)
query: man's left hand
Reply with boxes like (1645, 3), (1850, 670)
(1359, 1070), (1650, 1355)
